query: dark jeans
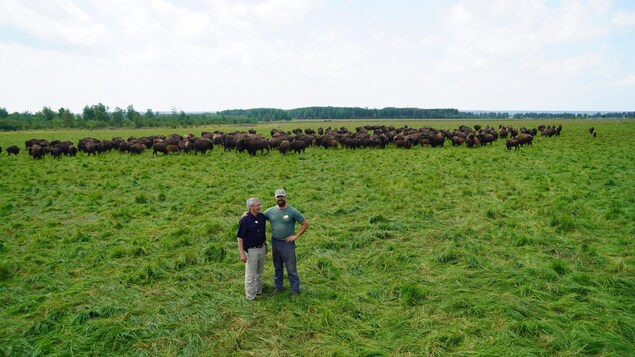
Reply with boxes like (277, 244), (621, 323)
(272, 239), (300, 294)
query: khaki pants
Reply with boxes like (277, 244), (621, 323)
(245, 245), (266, 299)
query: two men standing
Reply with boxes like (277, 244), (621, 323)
(237, 189), (309, 300)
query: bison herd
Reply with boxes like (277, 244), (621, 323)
(2, 123), (564, 159)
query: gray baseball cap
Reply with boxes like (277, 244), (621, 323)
(275, 189), (286, 197)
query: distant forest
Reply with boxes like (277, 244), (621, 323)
(0, 104), (633, 131)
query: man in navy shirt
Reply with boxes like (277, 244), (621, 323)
(237, 197), (267, 300)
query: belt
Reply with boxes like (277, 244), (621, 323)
(246, 243), (264, 251)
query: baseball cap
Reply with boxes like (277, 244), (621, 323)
(275, 189), (286, 197)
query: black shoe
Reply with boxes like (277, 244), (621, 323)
(272, 288), (283, 295)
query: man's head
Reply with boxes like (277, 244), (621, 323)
(246, 197), (261, 214)
(275, 189), (286, 207)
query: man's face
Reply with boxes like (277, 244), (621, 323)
(276, 195), (286, 206)
(250, 201), (261, 214)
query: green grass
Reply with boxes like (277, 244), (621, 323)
(1, 119), (634, 355)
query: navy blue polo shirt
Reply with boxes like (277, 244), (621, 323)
(237, 212), (266, 249)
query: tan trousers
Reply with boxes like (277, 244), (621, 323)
(245, 245), (266, 299)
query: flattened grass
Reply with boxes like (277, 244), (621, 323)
(1, 120), (634, 355)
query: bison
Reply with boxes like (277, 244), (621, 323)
(290, 140), (307, 154)
(429, 133), (445, 148)
(238, 137), (268, 156)
(517, 133), (533, 146)
(505, 139), (520, 150)
(29, 144), (45, 159)
(129, 143), (145, 154)
(153, 141), (169, 155)
(84, 142), (98, 156)
(478, 133), (495, 146)
(7, 145), (20, 155)
(451, 136), (464, 147)
(193, 139), (213, 155)
(278, 140), (291, 155)
(395, 138), (412, 149)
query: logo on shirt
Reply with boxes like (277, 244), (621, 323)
(283, 215), (289, 220)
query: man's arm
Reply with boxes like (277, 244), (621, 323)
(237, 237), (247, 262)
(285, 219), (309, 242)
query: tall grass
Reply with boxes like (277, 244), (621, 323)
(1, 120), (634, 355)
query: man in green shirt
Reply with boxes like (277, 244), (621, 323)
(263, 189), (309, 296)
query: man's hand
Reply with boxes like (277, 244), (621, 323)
(285, 235), (298, 243)
(240, 251), (247, 263)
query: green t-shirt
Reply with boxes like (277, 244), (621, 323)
(264, 205), (306, 240)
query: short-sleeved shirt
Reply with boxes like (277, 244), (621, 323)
(237, 212), (266, 249)
(263, 205), (305, 240)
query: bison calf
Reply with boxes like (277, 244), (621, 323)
(505, 139), (520, 150)
(7, 145), (20, 156)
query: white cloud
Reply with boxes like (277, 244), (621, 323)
(612, 10), (635, 27)
(617, 74), (635, 87)
(0, 0), (110, 48)
(533, 54), (603, 76)
(0, 0), (633, 112)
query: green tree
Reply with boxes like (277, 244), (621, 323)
(126, 105), (140, 121)
(144, 109), (155, 120)
(58, 107), (75, 128)
(41, 106), (56, 121)
(112, 107), (125, 127)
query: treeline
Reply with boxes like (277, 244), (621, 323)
(511, 112), (635, 119)
(286, 107), (464, 119)
(1, 104), (634, 131)
(0, 104), (260, 131)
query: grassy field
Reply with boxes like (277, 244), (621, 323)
(1, 119), (634, 355)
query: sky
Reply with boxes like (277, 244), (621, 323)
(1, 0), (635, 113)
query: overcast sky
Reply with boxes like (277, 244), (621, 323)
(1, 0), (635, 113)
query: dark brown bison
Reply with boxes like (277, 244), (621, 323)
(451, 136), (464, 147)
(51, 145), (64, 158)
(340, 136), (358, 149)
(238, 137), (268, 156)
(317, 134), (339, 149)
(193, 139), (213, 155)
(153, 141), (169, 155)
(29, 144), (45, 159)
(478, 133), (495, 146)
(278, 140), (291, 155)
(168, 144), (181, 154)
(429, 133), (445, 148)
(465, 134), (480, 148)
(291, 140), (307, 154)
(129, 143), (144, 154)
(506, 139), (520, 150)
(395, 138), (411, 149)
(517, 133), (533, 146)
(7, 145), (20, 155)
(84, 142), (98, 156)
(541, 128), (556, 137)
